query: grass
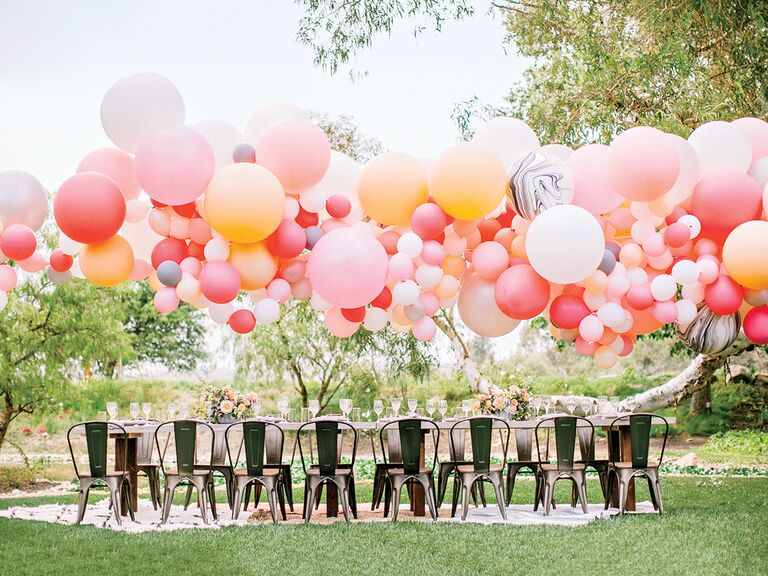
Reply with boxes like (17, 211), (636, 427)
(1, 477), (767, 575)
(698, 430), (768, 465)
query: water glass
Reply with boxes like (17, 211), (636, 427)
(610, 396), (620, 416)
(407, 398), (417, 414)
(142, 402), (152, 422)
(438, 400), (448, 420)
(180, 402), (189, 418)
(373, 399), (384, 420)
(252, 396), (262, 417)
(309, 399), (320, 419)
(277, 398), (290, 420)
(532, 396), (542, 417)
(106, 402), (118, 421)
(350, 407), (361, 422)
(339, 398), (352, 419)
(597, 396), (608, 417)
(301, 407), (311, 422)
(390, 398), (401, 417)
(565, 396), (577, 415)
(461, 399), (472, 417)
(167, 402), (177, 420)
(129, 402), (140, 421)
(426, 399), (436, 419)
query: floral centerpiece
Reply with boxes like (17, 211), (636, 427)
(196, 385), (258, 423)
(472, 370), (533, 420)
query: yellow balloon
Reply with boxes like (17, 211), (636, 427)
(79, 235), (134, 287)
(430, 142), (507, 220)
(722, 220), (768, 290)
(357, 152), (429, 225)
(228, 241), (278, 290)
(204, 164), (285, 243)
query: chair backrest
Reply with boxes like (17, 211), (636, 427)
(154, 419), (215, 475)
(535, 416), (594, 471)
(296, 419), (358, 476)
(449, 417), (510, 474)
(226, 420), (284, 476)
(67, 421), (128, 479)
(608, 413), (669, 468)
(380, 418), (439, 474)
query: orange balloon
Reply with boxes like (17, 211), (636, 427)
(722, 221), (768, 290)
(357, 152), (429, 225)
(79, 235), (134, 287)
(442, 255), (466, 277)
(204, 163), (285, 243)
(228, 241), (278, 290)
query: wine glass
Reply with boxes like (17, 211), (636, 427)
(565, 396), (577, 415)
(167, 402), (177, 420)
(373, 399), (384, 421)
(597, 396), (608, 417)
(277, 398), (290, 420)
(407, 398), (417, 415)
(142, 402), (152, 423)
(390, 398), (401, 418)
(252, 396), (262, 417)
(580, 398), (592, 417)
(532, 396), (542, 417)
(106, 402), (118, 421)
(438, 400), (448, 420)
(426, 399), (436, 419)
(461, 399), (471, 418)
(129, 402), (140, 422)
(309, 399), (320, 419)
(339, 398), (352, 419)
(610, 396), (620, 416)
(542, 396), (552, 415)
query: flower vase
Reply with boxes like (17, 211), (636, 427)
(218, 414), (236, 424)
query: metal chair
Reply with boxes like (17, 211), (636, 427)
(296, 419), (358, 523)
(225, 420), (284, 522)
(67, 421), (135, 526)
(155, 419), (218, 524)
(449, 416), (510, 521)
(572, 424), (609, 506)
(137, 419), (162, 510)
(437, 427), (487, 510)
(242, 424), (293, 514)
(604, 413), (668, 515)
(534, 416), (593, 516)
(505, 427), (545, 506)
(379, 418), (440, 521)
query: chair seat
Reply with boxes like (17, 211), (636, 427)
(540, 463), (586, 471)
(613, 460), (659, 469)
(387, 467), (433, 476)
(234, 468), (280, 477)
(457, 464), (503, 474)
(81, 471), (129, 480)
(137, 462), (160, 468)
(306, 467), (353, 477)
(164, 470), (212, 477)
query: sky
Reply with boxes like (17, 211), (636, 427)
(0, 0), (525, 188)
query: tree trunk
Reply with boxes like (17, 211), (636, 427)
(433, 311), (492, 394)
(690, 382), (712, 415)
(0, 394), (14, 454)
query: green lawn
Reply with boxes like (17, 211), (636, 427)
(0, 477), (766, 576)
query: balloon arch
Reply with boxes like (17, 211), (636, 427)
(1, 73), (767, 369)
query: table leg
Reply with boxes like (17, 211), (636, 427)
(326, 482), (338, 517)
(410, 431), (427, 517)
(115, 437), (138, 516)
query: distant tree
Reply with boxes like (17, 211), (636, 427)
(312, 113), (384, 161)
(0, 279), (132, 452)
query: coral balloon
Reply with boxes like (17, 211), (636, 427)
(50, 250), (74, 272)
(204, 163), (285, 243)
(458, 273), (520, 337)
(326, 195), (352, 219)
(325, 307), (360, 338)
(229, 309), (257, 334)
(77, 148), (140, 200)
(704, 275), (744, 315)
(494, 264), (550, 320)
(357, 152), (429, 225)
(0, 264), (18, 292)
(54, 172), (126, 244)
(472, 242), (509, 279)
(228, 242), (277, 291)
(691, 169), (762, 234)
(79, 235), (134, 287)
(265, 219), (307, 259)
(411, 203), (449, 240)
(199, 260), (242, 304)
(0, 224), (36, 261)
(430, 143), (507, 220)
(151, 238), (188, 269)
(743, 306), (768, 345)
(549, 294), (590, 329)
(412, 316), (437, 341)
(722, 221), (768, 290)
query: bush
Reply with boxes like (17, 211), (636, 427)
(698, 429), (768, 465)
(0, 466), (38, 492)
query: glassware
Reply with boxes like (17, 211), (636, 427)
(580, 398), (592, 417)
(277, 398), (290, 420)
(565, 395), (577, 415)
(106, 402), (118, 421)
(142, 402), (152, 423)
(252, 396), (262, 417)
(339, 398), (352, 419)
(542, 396), (552, 415)
(373, 399), (384, 420)
(461, 399), (472, 418)
(129, 402), (140, 422)
(532, 396), (542, 417)
(597, 396), (608, 417)
(167, 402), (177, 420)
(407, 398), (417, 414)
(350, 407), (361, 422)
(309, 399), (320, 419)
(438, 399), (448, 420)
(180, 402), (189, 418)
(426, 399), (436, 419)
(301, 407), (310, 422)
(610, 396), (620, 416)
(390, 398), (401, 417)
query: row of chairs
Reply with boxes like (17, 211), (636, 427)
(67, 413), (668, 525)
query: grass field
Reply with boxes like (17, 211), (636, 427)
(1, 477), (767, 576)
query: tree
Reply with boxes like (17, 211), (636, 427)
(311, 113), (383, 161)
(235, 300), (434, 410)
(0, 279), (132, 452)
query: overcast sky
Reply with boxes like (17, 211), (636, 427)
(0, 0), (524, 188)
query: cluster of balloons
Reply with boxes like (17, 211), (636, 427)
(1, 73), (768, 368)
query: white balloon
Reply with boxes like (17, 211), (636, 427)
(627, 267), (649, 286)
(748, 157), (768, 190)
(363, 306), (388, 331)
(308, 151), (362, 221)
(70, 258), (85, 279)
(393, 280), (420, 306)
(243, 103), (306, 146)
(671, 259), (700, 286)
(0, 170), (48, 231)
(58, 233), (83, 256)
(744, 288), (768, 306)
(191, 119), (242, 172)
(676, 299), (698, 326)
(46, 267), (70, 286)
(125, 199), (151, 223)
(100, 73), (185, 153)
(666, 135), (701, 204)
(248, 288), (268, 303)
(310, 292), (332, 312)
(397, 232), (423, 258)
(525, 205), (605, 284)
(650, 274), (677, 301)
(177, 275), (201, 303)
(472, 117), (540, 168)
(204, 238), (230, 262)
(254, 298), (280, 324)
(540, 144), (573, 161)
(677, 214), (701, 239)
(688, 121), (752, 175)
(583, 291), (607, 311)
(121, 220), (163, 263)
(597, 302), (626, 329)
(415, 264), (442, 288)
(209, 302), (234, 324)
(615, 313), (634, 334)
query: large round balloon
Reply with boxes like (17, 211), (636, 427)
(525, 204), (605, 284)
(0, 224), (37, 261)
(607, 127), (680, 202)
(307, 227), (388, 308)
(100, 73), (185, 153)
(567, 144), (624, 215)
(691, 169), (762, 234)
(135, 126), (215, 206)
(458, 273), (520, 337)
(191, 118), (241, 172)
(471, 117), (540, 167)
(243, 102), (306, 145)
(430, 143), (507, 220)
(688, 121), (752, 176)
(77, 148), (140, 200)
(722, 220), (768, 290)
(79, 235), (134, 287)
(507, 150), (574, 220)
(204, 163), (285, 243)
(357, 152), (429, 225)
(54, 172), (126, 244)
(255, 117), (330, 194)
(199, 260), (242, 304)
(0, 170), (48, 231)
(228, 242), (278, 291)
(743, 305), (768, 344)
(676, 304), (740, 355)
(494, 264), (550, 320)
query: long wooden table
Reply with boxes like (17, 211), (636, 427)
(113, 415), (673, 517)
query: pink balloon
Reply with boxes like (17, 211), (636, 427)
(77, 147), (141, 200)
(607, 127), (680, 202)
(421, 240), (446, 266)
(625, 284), (654, 310)
(704, 275), (744, 315)
(307, 227), (388, 308)
(130, 259), (153, 281)
(411, 203), (449, 240)
(17, 252), (46, 273)
(549, 294), (590, 329)
(691, 169), (762, 234)
(664, 222), (691, 248)
(180, 256), (202, 278)
(651, 300), (678, 323)
(135, 126), (215, 205)
(326, 195), (352, 219)
(642, 233), (667, 257)
(495, 264), (550, 320)
(267, 278), (291, 303)
(199, 260), (242, 304)
(0, 224), (36, 261)
(731, 118), (768, 160)
(280, 260), (307, 284)
(574, 336), (598, 356)
(472, 242), (509, 279)
(578, 314), (605, 343)
(154, 286), (180, 314)
(743, 305), (768, 344)
(256, 118), (330, 194)
(388, 253), (414, 281)
(412, 316), (437, 341)
(419, 291), (441, 316)
(567, 144), (625, 215)
(0, 264), (18, 291)
(229, 309), (256, 334)
(325, 307), (360, 337)
(266, 219), (307, 259)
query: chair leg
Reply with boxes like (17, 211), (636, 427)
(282, 466), (294, 512)
(109, 487), (123, 527)
(437, 465), (452, 508)
(268, 484), (280, 524)
(208, 479), (218, 521)
(304, 478), (319, 524)
(424, 476), (438, 521)
(195, 480), (208, 525)
(243, 483), (251, 512)
(391, 477), (403, 522)
(122, 479), (136, 521)
(349, 476), (358, 519)
(277, 479), (287, 521)
(461, 476), (473, 521)
(543, 477), (554, 516)
(491, 474), (507, 521)
(183, 483), (194, 510)
(231, 481), (244, 520)
(339, 479), (351, 523)
(253, 483), (263, 509)
(577, 474), (588, 514)
(648, 470), (663, 514)
(371, 466), (384, 511)
(618, 477), (627, 515)
(477, 480), (487, 508)
(451, 475), (461, 518)
(75, 481), (92, 525)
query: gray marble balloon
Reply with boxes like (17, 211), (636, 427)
(507, 150), (575, 221)
(676, 304), (740, 355)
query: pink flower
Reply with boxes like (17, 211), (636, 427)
(220, 400), (235, 414)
